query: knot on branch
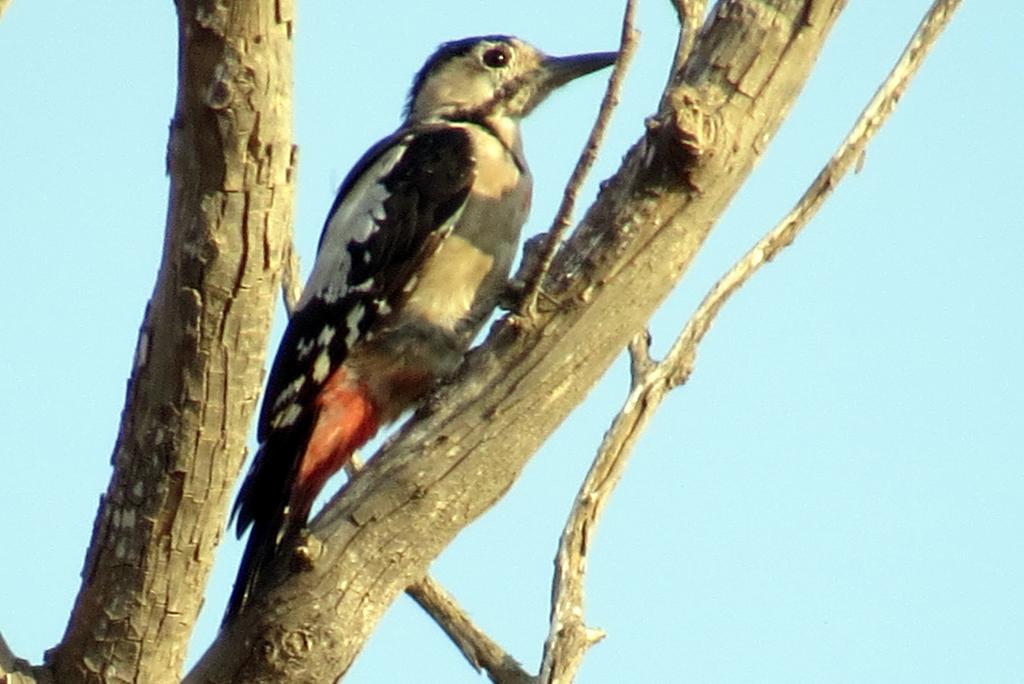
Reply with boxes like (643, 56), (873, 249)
(638, 88), (714, 193)
(254, 622), (336, 672)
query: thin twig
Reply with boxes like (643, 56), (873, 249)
(407, 577), (534, 684)
(537, 1), (961, 681)
(519, 0), (639, 317)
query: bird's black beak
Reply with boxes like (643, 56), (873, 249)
(521, 50), (617, 115)
(541, 50), (619, 91)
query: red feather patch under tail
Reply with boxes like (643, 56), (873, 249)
(290, 367), (381, 522)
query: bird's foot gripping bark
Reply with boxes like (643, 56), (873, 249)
(291, 529), (323, 572)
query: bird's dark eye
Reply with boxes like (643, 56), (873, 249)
(482, 46), (510, 69)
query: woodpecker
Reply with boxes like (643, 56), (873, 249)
(224, 35), (616, 622)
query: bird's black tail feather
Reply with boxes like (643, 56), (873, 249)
(222, 511), (286, 626)
(221, 427), (309, 627)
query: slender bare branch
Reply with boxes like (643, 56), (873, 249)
(667, 0), (964, 384)
(519, 0), (639, 316)
(538, 338), (665, 684)
(407, 577), (534, 684)
(537, 2), (961, 681)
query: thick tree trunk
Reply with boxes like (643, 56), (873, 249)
(47, 2), (295, 682)
(186, 1), (847, 681)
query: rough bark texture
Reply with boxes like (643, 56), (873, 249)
(46, 1), (295, 682)
(186, 1), (847, 681)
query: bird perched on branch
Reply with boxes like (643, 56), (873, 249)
(224, 35), (616, 623)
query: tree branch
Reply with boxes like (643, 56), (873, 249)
(407, 577), (533, 684)
(187, 2), (853, 680)
(537, 1), (962, 680)
(46, 2), (295, 682)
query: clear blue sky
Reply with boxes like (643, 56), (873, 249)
(2, 2), (1021, 682)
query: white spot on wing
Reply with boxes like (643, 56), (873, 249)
(318, 326), (336, 346)
(312, 350), (331, 383)
(346, 303), (365, 349)
(271, 402), (302, 429)
(273, 376), (306, 409)
(296, 337), (315, 360)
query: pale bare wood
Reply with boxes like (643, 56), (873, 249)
(3, 609), (51, 683)
(663, 0), (964, 389)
